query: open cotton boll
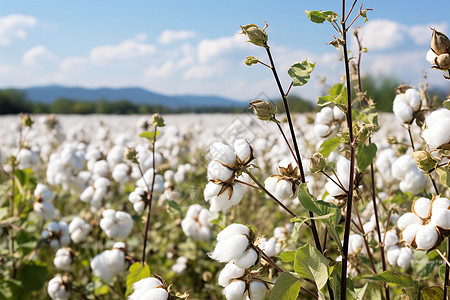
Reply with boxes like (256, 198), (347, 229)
(34, 183), (55, 202)
(397, 212), (422, 230)
(207, 161), (234, 181)
(218, 263), (245, 287)
(54, 248), (72, 271)
(393, 94), (414, 123)
(422, 109), (450, 149)
(314, 124), (331, 138)
(217, 224), (250, 242)
(384, 231), (399, 249)
(248, 280), (268, 300)
(387, 246), (400, 266)
(17, 148), (39, 170)
(210, 234), (249, 263)
(402, 223), (422, 245)
(375, 148), (397, 182)
(431, 210), (450, 230)
(348, 234), (364, 255)
(47, 274), (69, 300)
(90, 247), (127, 283)
(404, 88), (422, 112)
(258, 237), (281, 257)
(232, 248), (258, 269)
(412, 197), (431, 219)
(415, 224), (439, 250)
(315, 106), (334, 124)
(426, 49), (438, 64)
(68, 216), (91, 243)
(224, 280), (246, 300)
(128, 277), (168, 300)
(112, 163), (130, 182)
(399, 170), (426, 194)
(333, 106), (345, 121)
(99, 209), (133, 239)
(34, 201), (56, 220)
(431, 197), (450, 216)
(397, 247), (414, 269)
(234, 139), (252, 163)
(210, 142), (236, 166)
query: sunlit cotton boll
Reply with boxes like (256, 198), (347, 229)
(218, 263), (245, 287)
(100, 209), (133, 239)
(325, 156), (350, 197)
(392, 88), (422, 124)
(128, 277), (168, 300)
(204, 181), (246, 213)
(136, 169), (164, 193)
(257, 237), (281, 257)
(210, 142), (236, 166)
(33, 201), (56, 220)
(68, 216), (91, 243)
(224, 280), (246, 300)
(90, 242), (128, 283)
(248, 280), (268, 300)
(181, 204), (213, 241)
(42, 221), (70, 249)
(54, 248), (72, 271)
(17, 148), (39, 170)
(391, 154), (426, 194)
(112, 163), (130, 183)
(422, 109), (450, 149)
(34, 183), (55, 202)
(47, 274), (69, 300)
(210, 224), (250, 263)
(128, 187), (147, 214)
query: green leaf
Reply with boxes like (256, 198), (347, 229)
(444, 99), (450, 110)
(305, 10), (327, 23)
(319, 137), (342, 158)
(166, 200), (182, 215)
(364, 271), (419, 299)
(17, 261), (48, 293)
(317, 83), (348, 111)
(94, 285), (109, 296)
(139, 130), (160, 141)
(323, 161), (336, 173)
(436, 166), (450, 189)
(439, 263), (447, 282)
(126, 262), (151, 296)
(269, 272), (301, 300)
(356, 143), (377, 171)
(288, 60), (316, 87)
(421, 286), (444, 300)
(294, 244), (329, 291)
(280, 251), (296, 263)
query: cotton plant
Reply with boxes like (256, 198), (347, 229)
(99, 209), (133, 239)
(79, 176), (111, 208)
(68, 216), (91, 243)
(47, 274), (69, 300)
(383, 230), (414, 269)
(422, 108), (450, 150)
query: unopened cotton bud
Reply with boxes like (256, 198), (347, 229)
(309, 152), (325, 173)
(415, 224), (439, 250)
(431, 28), (450, 55)
(151, 113), (165, 127)
(240, 23), (268, 48)
(245, 56), (259, 66)
(249, 99), (277, 122)
(125, 146), (139, 164)
(436, 53), (450, 69)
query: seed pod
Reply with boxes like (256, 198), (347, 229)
(431, 28), (450, 55)
(308, 152), (326, 173)
(245, 56), (259, 66)
(249, 99), (277, 122)
(240, 23), (268, 48)
(436, 53), (450, 70)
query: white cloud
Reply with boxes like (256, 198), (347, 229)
(90, 36), (156, 65)
(145, 60), (174, 78)
(360, 19), (407, 50)
(197, 33), (247, 64)
(158, 29), (195, 44)
(0, 14), (37, 46)
(183, 65), (216, 79)
(409, 22), (448, 45)
(22, 45), (57, 67)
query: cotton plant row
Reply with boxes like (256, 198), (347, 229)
(1, 5), (450, 300)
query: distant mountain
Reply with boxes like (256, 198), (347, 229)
(19, 85), (246, 109)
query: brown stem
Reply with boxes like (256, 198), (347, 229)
(340, 0), (357, 297)
(407, 126), (415, 150)
(444, 239), (450, 300)
(320, 170), (348, 193)
(141, 125), (158, 264)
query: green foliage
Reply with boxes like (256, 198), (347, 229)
(305, 10), (338, 24)
(288, 60), (315, 87)
(365, 271), (419, 299)
(436, 166), (450, 188)
(359, 75), (398, 112)
(421, 286), (444, 300)
(269, 272), (301, 300)
(139, 131), (160, 141)
(294, 244), (329, 291)
(17, 261), (48, 296)
(125, 262), (151, 296)
(319, 137), (342, 158)
(318, 83), (348, 112)
(355, 143), (377, 171)
(0, 89), (32, 114)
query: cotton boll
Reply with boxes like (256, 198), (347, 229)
(426, 49), (438, 64)
(258, 237), (281, 257)
(100, 209), (133, 239)
(112, 163), (130, 182)
(218, 263), (245, 287)
(314, 124), (330, 137)
(17, 148), (39, 170)
(384, 231), (399, 249)
(404, 89), (421, 112)
(348, 234), (364, 255)
(128, 277), (168, 300)
(412, 197), (431, 219)
(210, 142), (236, 166)
(386, 245), (400, 266)
(33, 201), (56, 220)
(34, 183), (55, 202)
(248, 280), (268, 300)
(415, 225), (439, 250)
(316, 107), (334, 124)
(210, 234), (249, 263)
(47, 274), (69, 300)
(54, 248), (72, 271)
(90, 246), (127, 283)
(208, 161), (234, 181)
(333, 106), (345, 121)
(375, 148), (397, 182)
(397, 247), (414, 269)
(233, 248), (258, 269)
(431, 197), (450, 216)
(229, 183), (246, 206)
(234, 139), (252, 164)
(224, 280), (246, 300)
(397, 212), (423, 230)
(422, 109), (450, 149)
(393, 94), (414, 123)
(402, 223), (422, 245)
(400, 169), (426, 194)
(430, 210), (450, 230)
(68, 216), (91, 243)
(217, 224), (250, 242)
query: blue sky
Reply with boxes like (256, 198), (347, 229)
(0, 0), (448, 103)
